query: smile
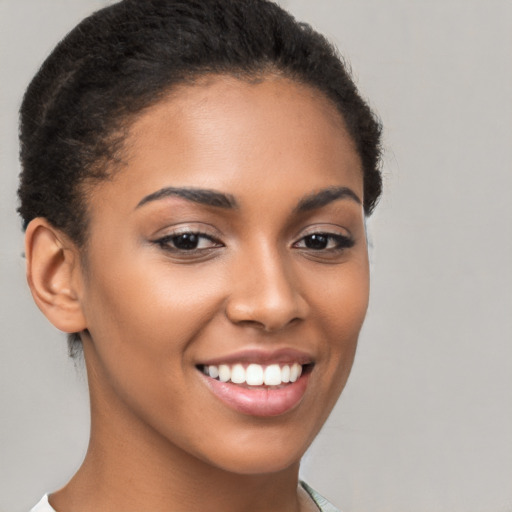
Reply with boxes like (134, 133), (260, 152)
(201, 362), (304, 387)
(197, 359), (313, 417)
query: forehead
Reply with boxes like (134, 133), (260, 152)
(92, 75), (363, 215)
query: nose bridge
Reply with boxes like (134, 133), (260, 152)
(225, 239), (307, 330)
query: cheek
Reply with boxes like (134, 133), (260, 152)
(309, 255), (369, 387)
(79, 252), (229, 431)
(82, 250), (225, 349)
(79, 253), (231, 419)
(314, 253), (370, 336)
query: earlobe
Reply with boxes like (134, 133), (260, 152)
(25, 218), (87, 334)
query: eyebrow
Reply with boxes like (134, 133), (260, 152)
(294, 186), (362, 212)
(136, 187), (238, 210)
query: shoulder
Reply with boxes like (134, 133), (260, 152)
(30, 495), (56, 512)
(300, 481), (342, 512)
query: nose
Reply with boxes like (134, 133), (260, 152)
(224, 245), (309, 332)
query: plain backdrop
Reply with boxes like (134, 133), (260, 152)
(1, 1), (511, 511)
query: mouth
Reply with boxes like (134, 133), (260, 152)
(196, 359), (314, 417)
(197, 362), (313, 387)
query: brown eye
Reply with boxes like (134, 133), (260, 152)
(155, 231), (223, 252)
(304, 234), (329, 250)
(172, 233), (201, 250)
(295, 233), (354, 251)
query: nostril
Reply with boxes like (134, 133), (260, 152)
(227, 315), (303, 333)
(224, 294), (308, 332)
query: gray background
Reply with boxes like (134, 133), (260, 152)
(1, 1), (511, 511)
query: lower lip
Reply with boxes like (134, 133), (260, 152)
(200, 371), (310, 417)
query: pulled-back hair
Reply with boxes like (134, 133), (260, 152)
(18, 0), (382, 356)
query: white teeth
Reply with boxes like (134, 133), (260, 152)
(264, 364), (282, 386)
(230, 364), (246, 384)
(218, 364), (231, 382)
(208, 365), (219, 379)
(204, 362), (305, 386)
(246, 364), (264, 385)
(290, 363), (302, 382)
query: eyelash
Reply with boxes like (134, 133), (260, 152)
(154, 231), (223, 252)
(293, 232), (354, 251)
(153, 229), (354, 255)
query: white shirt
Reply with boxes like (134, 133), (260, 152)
(30, 494), (54, 512)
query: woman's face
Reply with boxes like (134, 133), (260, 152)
(78, 75), (369, 474)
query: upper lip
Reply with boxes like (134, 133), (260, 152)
(198, 347), (315, 366)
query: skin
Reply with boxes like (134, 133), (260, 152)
(26, 75), (369, 512)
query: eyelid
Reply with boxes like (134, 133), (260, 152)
(293, 233), (354, 248)
(291, 223), (355, 256)
(150, 222), (223, 239)
(294, 223), (352, 240)
(150, 222), (226, 253)
(157, 231), (222, 245)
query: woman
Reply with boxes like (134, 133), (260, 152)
(18, 0), (382, 510)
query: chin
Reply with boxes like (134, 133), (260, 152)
(190, 423), (315, 476)
(209, 447), (304, 476)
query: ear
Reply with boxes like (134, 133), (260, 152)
(25, 218), (87, 334)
